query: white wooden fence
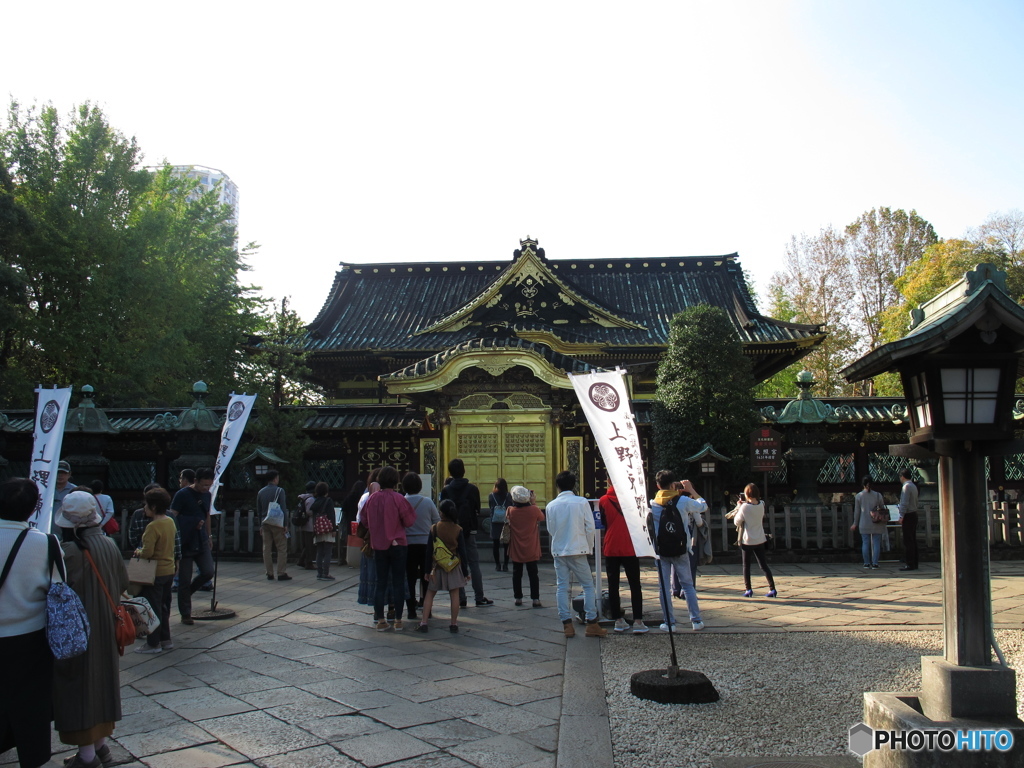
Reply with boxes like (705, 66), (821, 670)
(105, 500), (1024, 555)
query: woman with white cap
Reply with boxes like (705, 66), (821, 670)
(52, 490), (129, 768)
(507, 486), (545, 608)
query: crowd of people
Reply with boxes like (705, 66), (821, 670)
(1, 453), (921, 767)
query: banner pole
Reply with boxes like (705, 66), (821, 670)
(656, 555), (679, 675)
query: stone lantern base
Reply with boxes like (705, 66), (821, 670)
(864, 684), (1024, 767)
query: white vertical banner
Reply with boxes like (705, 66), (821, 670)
(210, 393), (257, 512)
(569, 370), (657, 558)
(28, 386), (73, 533)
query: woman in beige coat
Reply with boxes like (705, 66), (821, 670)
(851, 475), (887, 569)
(53, 491), (129, 768)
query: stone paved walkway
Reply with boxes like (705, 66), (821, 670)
(6, 559), (1023, 768)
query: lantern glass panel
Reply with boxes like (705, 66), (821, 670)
(255, 463), (269, 477)
(701, 462), (715, 474)
(940, 368), (1000, 424)
(909, 373), (931, 428)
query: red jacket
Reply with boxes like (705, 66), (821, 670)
(600, 486), (636, 557)
(362, 489), (416, 550)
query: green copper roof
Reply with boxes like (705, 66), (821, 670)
(236, 446), (289, 465)
(64, 386), (120, 434)
(684, 443), (732, 463)
(762, 371), (841, 424)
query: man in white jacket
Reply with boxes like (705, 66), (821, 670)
(545, 470), (606, 638)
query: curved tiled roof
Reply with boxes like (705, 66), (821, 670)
(305, 252), (824, 353)
(381, 337), (598, 381)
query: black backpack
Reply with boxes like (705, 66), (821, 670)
(447, 484), (477, 533)
(657, 497), (688, 557)
(292, 496), (310, 527)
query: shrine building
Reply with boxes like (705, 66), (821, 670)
(301, 238), (826, 503)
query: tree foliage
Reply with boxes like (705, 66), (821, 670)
(763, 228), (860, 397)
(0, 100), (261, 407)
(845, 207), (938, 351)
(234, 298), (323, 495)
(653, 304), (757, 485)
(969, 209), (1024, 300)
(237, 298), (323, 408)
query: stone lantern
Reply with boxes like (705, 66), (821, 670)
(169, 381), (224, 483)
(842, 264), (1024, 766)
(684, 442), (731, 510)
(236, 446), (289, 486)
(61, 385), (120, 486)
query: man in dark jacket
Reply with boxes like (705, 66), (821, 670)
(440, 458), (493, 607)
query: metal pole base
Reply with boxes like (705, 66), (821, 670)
(630, 668), (720, 704)
(191, 604), (236, 621)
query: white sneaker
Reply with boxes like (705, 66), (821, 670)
(692, 621), (705, 631)
(614, 617), (630, 633)
(135, 645), (162, 654)
(632, 622), (649, 634)
(659, 623), (677, 632)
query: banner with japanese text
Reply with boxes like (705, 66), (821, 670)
(569, 370), (657, 558)
(28, 387), (73, 533)
(210, 393), (257, 511)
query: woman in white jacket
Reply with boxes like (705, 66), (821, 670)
(733, 483), (777, 598)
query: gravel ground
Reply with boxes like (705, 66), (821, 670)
(602, 629), (1024, 767)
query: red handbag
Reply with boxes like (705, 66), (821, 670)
(83, 548), (136, 656)
(313, 513), (336, 535)
(312, 497), (336, 536)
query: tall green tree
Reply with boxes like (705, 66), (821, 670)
(235, 298), (322, 493)
(653, 304), (757, 486)
(0, 100), (261, 407)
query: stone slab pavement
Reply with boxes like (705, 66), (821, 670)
(6, 558), (1022, 768)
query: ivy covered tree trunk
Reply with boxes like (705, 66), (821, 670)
(653, 304), (757, 489)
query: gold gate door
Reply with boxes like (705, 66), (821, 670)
(449, 418), (553, 506)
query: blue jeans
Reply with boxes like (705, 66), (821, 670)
(374, 546), (408, 621)
(658, 553), (701, 626)
(554, 555), (596, 622)
(861, 533), (881, 566)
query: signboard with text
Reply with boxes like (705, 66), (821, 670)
(750, 427), (783, 472)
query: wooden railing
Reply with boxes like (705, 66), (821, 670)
(705, 502), (941, 552)
(104, 499), (1023, 557)
(989, 501), (1024, 547)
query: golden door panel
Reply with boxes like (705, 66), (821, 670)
(452, 423), (550, 505)
(501, 428), (550, 506)
(456, 426), (501, 491)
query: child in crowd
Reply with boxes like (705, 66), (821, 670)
(418, 499), (470, 634)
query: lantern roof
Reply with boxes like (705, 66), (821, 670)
(843, 264), (1024, 383)
(235, 446), (289, 466)
(684, 442), (732, 463)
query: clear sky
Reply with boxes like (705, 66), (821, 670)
(4, 1), (1021, 322)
